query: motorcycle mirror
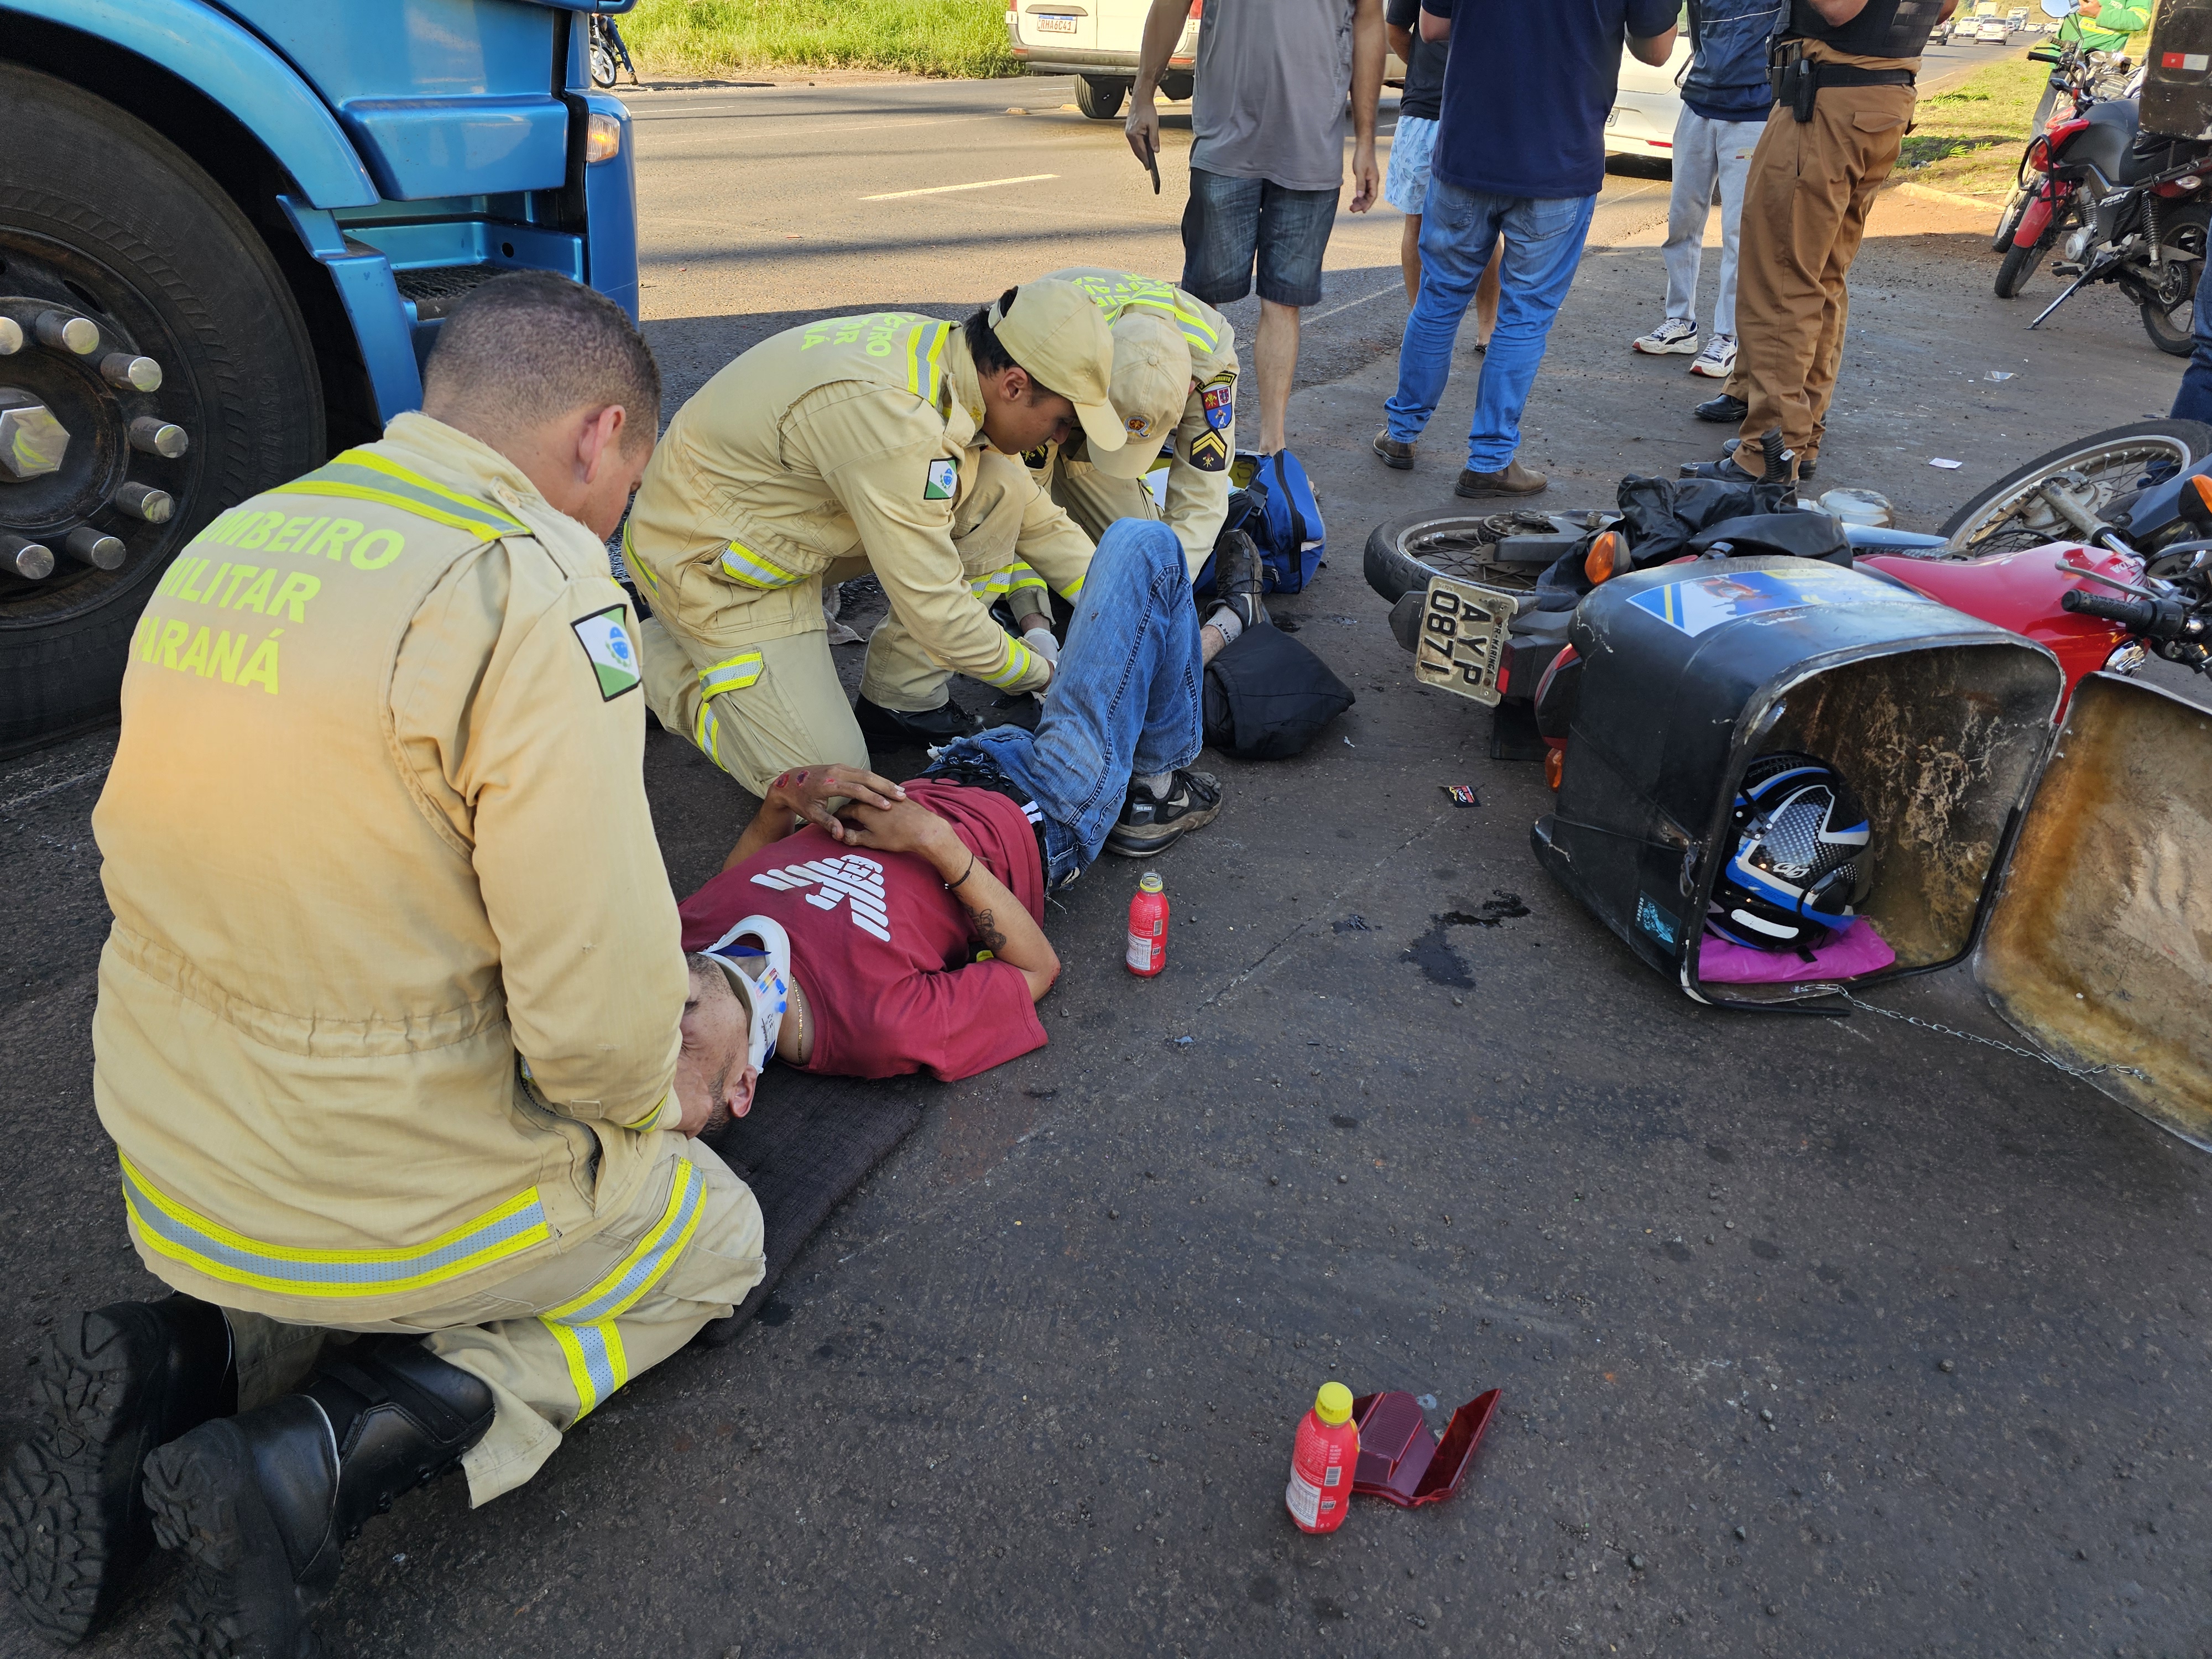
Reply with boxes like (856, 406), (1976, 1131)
(2038, 0), (2070, 19)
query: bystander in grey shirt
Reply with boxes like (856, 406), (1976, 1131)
(1188, 0), (1357, 192)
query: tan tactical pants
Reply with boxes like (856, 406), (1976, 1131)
(223, 1135), (763, 1507)
(1728, 80), (1914, 473)
(858, 448), (1083, 713)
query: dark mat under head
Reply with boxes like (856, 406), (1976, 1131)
(692, 1076), (924, 1347)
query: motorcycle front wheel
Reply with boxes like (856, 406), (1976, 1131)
(1939, 420), (2212, 555)
(1994, 232), (2052, 299)
(1362, 509), (1579, 605)
(591, 33), (620, 88)
(2135, 204), (2208, 357)
(1991, 184), (2031, 254)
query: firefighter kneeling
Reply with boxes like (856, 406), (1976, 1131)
(0, 274), (767, 1656)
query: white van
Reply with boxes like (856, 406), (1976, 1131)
(1605, 34), (1694, 160)
(1005, 1), (1199, 119)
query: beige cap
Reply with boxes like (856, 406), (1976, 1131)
(989, 280), (1128, 455)
(1085, 309), (1193, 481)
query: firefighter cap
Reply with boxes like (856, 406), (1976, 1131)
(989, 280), (1129, 455)
(1084, 309), (1192, 480)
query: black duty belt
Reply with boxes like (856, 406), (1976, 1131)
(1812, 64), (1916, 87)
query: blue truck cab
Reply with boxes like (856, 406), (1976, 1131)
(0, 0), (641, 752)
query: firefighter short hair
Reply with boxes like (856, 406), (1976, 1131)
(422, 270), (662, 453)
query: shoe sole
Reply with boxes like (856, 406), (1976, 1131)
(1103, 792), (1224, 858)
(1371, 439), (1413, 471)
(1688, 360), (1735, 378)
(1632, 339), (1699, 355)
(144, 1428), (314, 1659)
(0, 1310), (169, 1645)
(1454, 479), (1546, 499)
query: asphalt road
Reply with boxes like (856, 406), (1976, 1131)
(6, 55), (2211, 1659)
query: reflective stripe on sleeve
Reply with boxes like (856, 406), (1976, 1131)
(269, 450), (530, 542)
(980, 633), (1035, 690)
(620, 1093), (670, 1132)
(718, 541), (804, 589)
(119, 1155), (549, 1298)
(694, 700), (729, 773)
(698, 651), (764, 698)
(906, 320), (954, 399)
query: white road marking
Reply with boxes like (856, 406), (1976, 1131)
(862, 173), (1058, 201)
(1305, 283), (1404, 325)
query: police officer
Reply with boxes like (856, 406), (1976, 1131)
(859, 267), (1248, 719)
(0, 274), (768, 1655)
(1683, 0), (1955, 481)
(624, 281), (1124, 773)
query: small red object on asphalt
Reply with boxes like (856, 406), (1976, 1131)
(1286, 1381), (1359, 1533)
(1126, 871), (1168, 977)
(1348, 1389), (1500, 1507)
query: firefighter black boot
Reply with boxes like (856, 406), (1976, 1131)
(142, 1339), (493, 1659)
(0, 1294), (235, 1645)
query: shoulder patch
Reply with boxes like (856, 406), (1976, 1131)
(1201, 383), (1235, 432)
(1187, 429), (1230, 472)
(924, 457), (959, 501)
(572, 604), (641, 701)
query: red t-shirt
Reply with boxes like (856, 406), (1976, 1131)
(678, 781), (1048, 1082)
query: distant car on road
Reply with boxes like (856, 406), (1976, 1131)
(1005, 0), (1197, 119)
(1977, 15), (2012, 40)
(1605, 35), (1693, 162)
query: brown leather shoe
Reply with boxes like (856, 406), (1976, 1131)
(1373, 429), (1415, 470)
(1454, 459), (1547, 498)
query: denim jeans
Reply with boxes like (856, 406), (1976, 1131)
(1182, 166), (1340, 307)
(929, 519), (1203, 886)
(1385, 180), (1598, 472)
(2172, 264), (2212, 425)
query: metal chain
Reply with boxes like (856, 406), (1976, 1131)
(1840, 993), (2148, 1082)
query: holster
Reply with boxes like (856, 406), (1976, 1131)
(1770, 39), (1817, 123)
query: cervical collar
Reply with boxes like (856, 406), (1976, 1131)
(700, 914), (794, 1071)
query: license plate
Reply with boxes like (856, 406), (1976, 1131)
(1605, 108), (1620, 127)
(1035, 12), (1078, 31)
(1411, 574), (1514, 706)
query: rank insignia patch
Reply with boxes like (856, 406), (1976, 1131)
(924, 458), (959, 500)
(1187, 429), (1230, 472)
(571, 604), (641, 701)
(1201, 383), (1234, 431)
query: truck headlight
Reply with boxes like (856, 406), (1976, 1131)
(586, 112), (623, 165)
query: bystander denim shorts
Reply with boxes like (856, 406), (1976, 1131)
(1383, 114), (1438, 216)
(1181, 166), (1339, 308)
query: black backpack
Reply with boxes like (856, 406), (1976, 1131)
(1202, 622), (1355, 760)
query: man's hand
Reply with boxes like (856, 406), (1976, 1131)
(1126, 0), (1186, 167)
(1126, 92), (1162, 168)
(834, 795), (962, 862)
(1350, 140), (1380, 212)
(763, 763), (905, 843)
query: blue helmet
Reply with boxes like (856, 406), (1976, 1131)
(1708, 753), (1869, 951)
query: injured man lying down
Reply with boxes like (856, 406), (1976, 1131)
(669, 519), (1239, 1112)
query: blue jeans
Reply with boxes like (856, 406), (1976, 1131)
(2172, 264), (2212, 424)
(1385, 180), (1598, 472)
(929, 520), (1203, 886)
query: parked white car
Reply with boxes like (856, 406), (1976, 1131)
(1005, 0), (1198, 119)
(1606, 35), (1693, 161)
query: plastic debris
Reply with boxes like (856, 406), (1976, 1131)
(1929, 457), (1964, 469)
(1984, 370), (2015, 381)
(1348, 1389), (1500, 1507)
(1441, 784), (1481, 807)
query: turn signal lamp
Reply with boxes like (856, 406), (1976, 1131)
(2183, 473), (2212, 531)
(1544, 747), (1564, 790)
(1584, 530), (1621, 586)
(586, 112), (623, 164)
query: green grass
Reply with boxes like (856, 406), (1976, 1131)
(622, 0), (1019, 79)
(1894, 34), (2151, 197)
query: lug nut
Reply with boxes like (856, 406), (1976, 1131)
(0, 319), (20, 356)
(1, 532), (55, 580)
(128, 418), (187, 459)
(99, 353), (163, 393)
(64, 526), (126, 570)
(0, 397), (70, 479)
(114, 482), (174, 523)
(33, 311), (100, 356)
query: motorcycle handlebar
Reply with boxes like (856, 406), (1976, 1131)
(2062, 587), (2159, 630)
(2029, 48), (2060, 60)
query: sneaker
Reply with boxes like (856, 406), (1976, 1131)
(1690, 334), (1738, 378)
(1632, 317), (1700, 356)
(1455, 459), (1547, 499)
(1105, 769), (1223, 857)
(1694, 392), (1749, 424)
(1372, 429), (1415, 470)
(1209, 529), (1269, 632)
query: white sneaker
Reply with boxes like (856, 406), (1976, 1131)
(1632, 317), (1700, 355)
(1690, 333), (1738, 378)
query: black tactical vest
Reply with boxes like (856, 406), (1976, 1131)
(1786, 0), (1942, 57)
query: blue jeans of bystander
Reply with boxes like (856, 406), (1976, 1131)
(930, 520), (1204, 886)
(2171, 263), (2212, 425)
(1385, 180), (1598, 472)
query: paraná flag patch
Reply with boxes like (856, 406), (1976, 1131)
(924, 458), (959, 501)
(572, 604), (641, 701)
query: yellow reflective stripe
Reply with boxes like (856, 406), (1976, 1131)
(621, 523), (662, 594)
(694, 699), (729, 771)
(119, 1155), (549, 1299)
(1058, 572), (1086, 600)
(267, 479), (514, 542)
(545, 1162), (706, 1325)
(339, 449), (531, 529)
(269, 448), (530, 541)
(980, 633), (1034, 689)
(907, 320), (952, 398)
(718, 541), (802, 589)
(968, 570), (1013, 598)
(1006, 561), (1048, 596)
(620, 1092), (669, 1131)
(698, 651), (763, 697)
(542, 1317), (628, 1420)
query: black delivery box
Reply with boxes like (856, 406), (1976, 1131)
(1531, 554), (2212, 1152)
(2141, 0), (2212, 140)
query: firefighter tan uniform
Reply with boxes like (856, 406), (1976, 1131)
(91, 413), (764, 1508)
(1031, 267), (1240, 576)
(1728, 0), (1933, 474)
(624, 283), (1123, 784)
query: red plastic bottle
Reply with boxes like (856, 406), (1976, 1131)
(1125, 871), (1167, 976)
(1286, 1381), (1360, 1534)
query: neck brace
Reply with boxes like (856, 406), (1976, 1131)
(700, 915), (794, 1072)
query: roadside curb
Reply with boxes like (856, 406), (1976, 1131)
(1886, 179), (2006, 212)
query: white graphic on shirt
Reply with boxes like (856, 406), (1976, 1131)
(748, 854), (893, 942)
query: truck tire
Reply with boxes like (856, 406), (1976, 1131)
(0, 63), (324, 758)
(1075, 76), (1129, 120)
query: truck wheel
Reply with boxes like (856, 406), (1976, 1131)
(0, 63), (324, 758)
(1075, 76), (1129, 120)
